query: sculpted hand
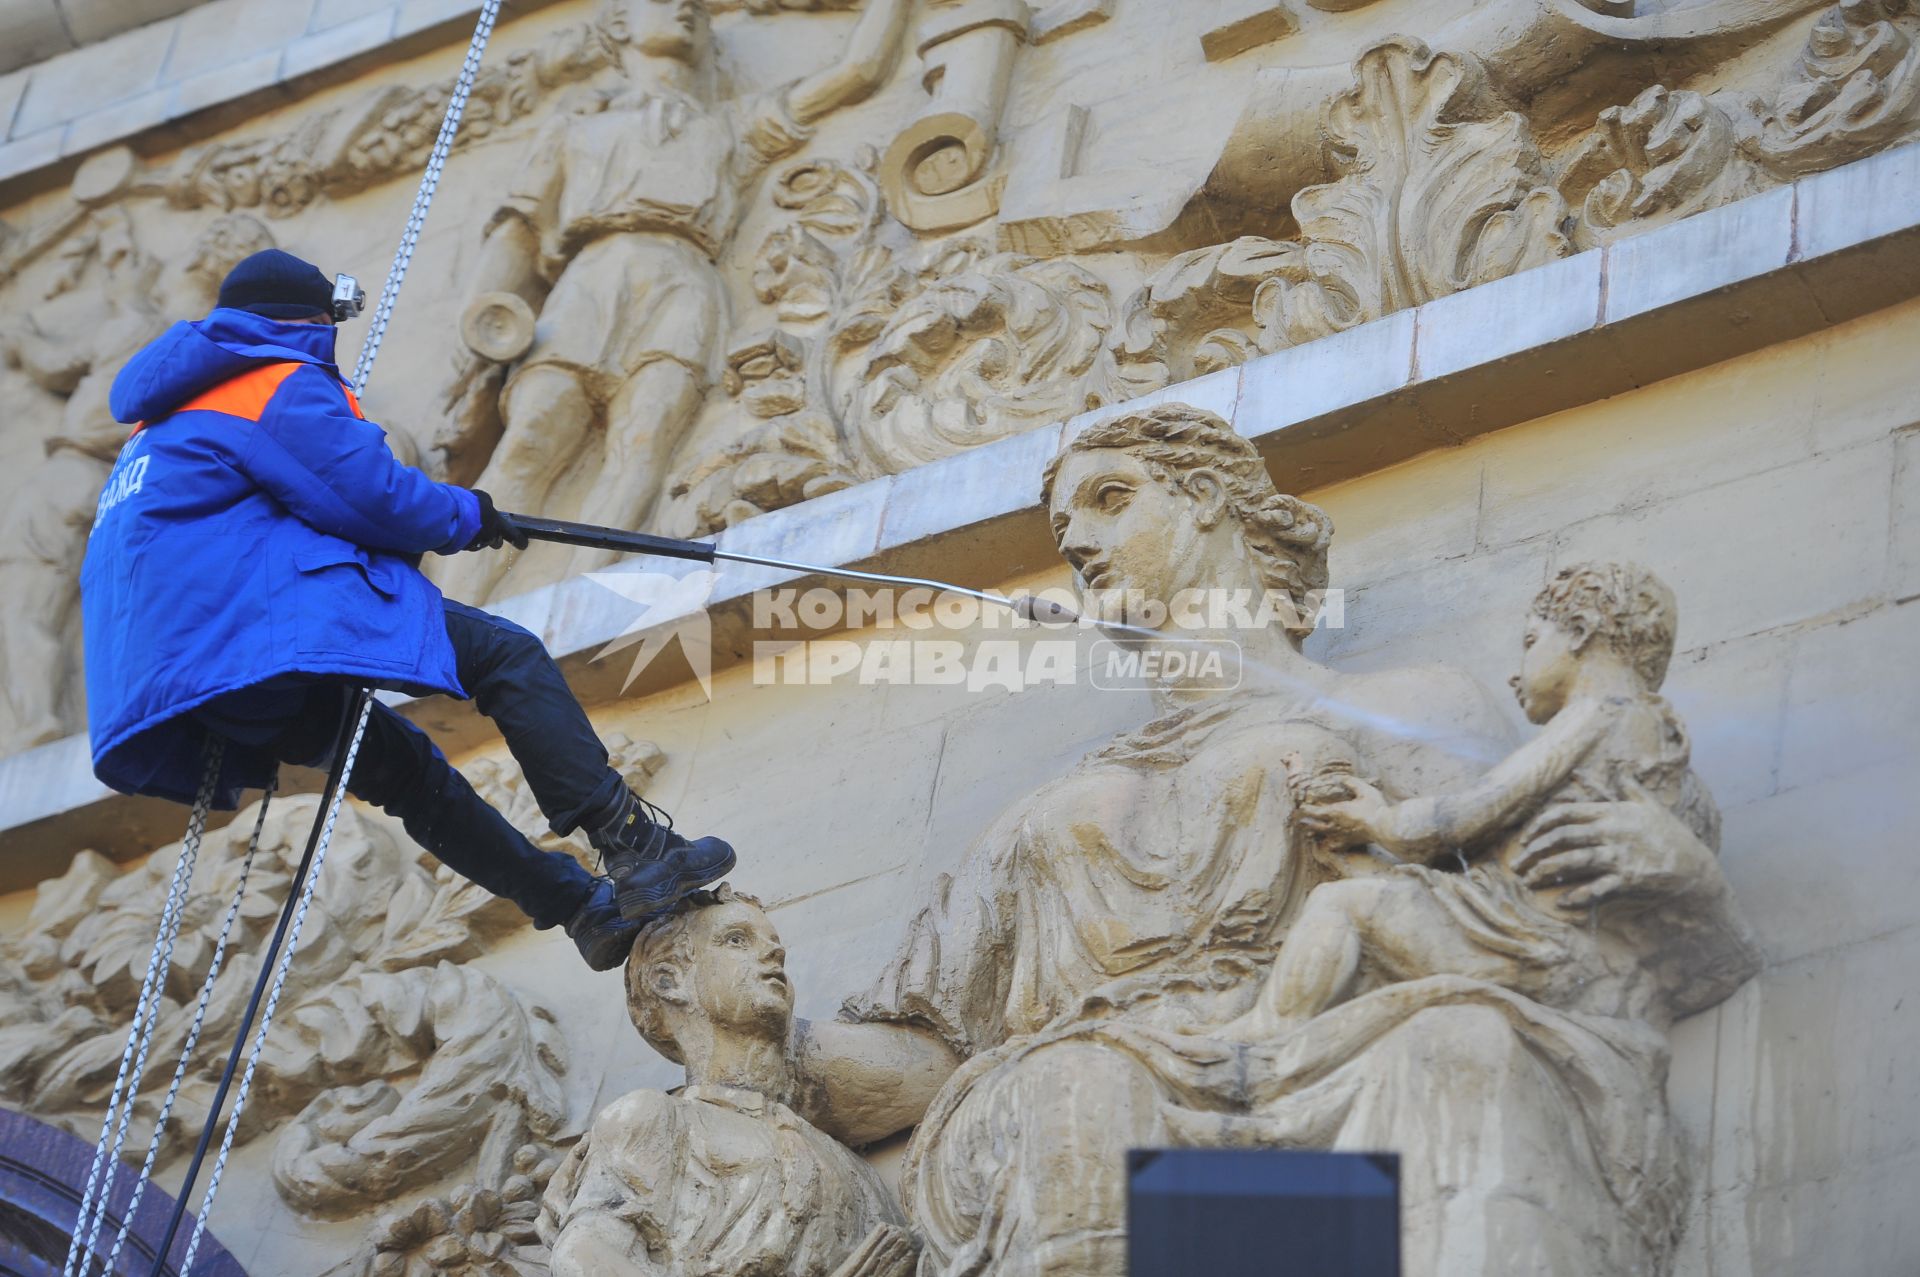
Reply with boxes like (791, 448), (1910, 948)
(1297, 777), (1393, 849)
(1514, 775), (1721, 910)
(827, 1222), (918, 1277)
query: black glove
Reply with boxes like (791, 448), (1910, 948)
(464, 488), (529, 552)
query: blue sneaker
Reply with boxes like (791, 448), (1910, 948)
(586, 788), (737, 921)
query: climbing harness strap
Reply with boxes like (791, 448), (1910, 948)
(63, 3), (505, 1272)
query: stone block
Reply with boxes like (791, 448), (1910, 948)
(165, 0), (309, 84)
(1200, 0), (1296, 63)
(1474, 316), (1831, 550)
(713, 476), (892, 598)
(1895, 427), (1920, 602)
(61, 86), (174, 156)
(877, 421), (1064, 552)
(0, 67), (30, 139)
(1414, 251), (1603, 383)
(1792, 141), (1920, 326)
(1309, 442), (1484, 592)
(1239, 311), (1414, 441)
(12, 23), (169, 138)
(1717, 757), (1920, 968)
(310, 0), (392, 29)
(0, 0), (72, 76)
(1705, 928), (1920, 1219)
(1601, 185), (1824, 387)
(0, 122), (61, 182)
(1238, 310), (1431, 490)
(1062, 366), (1242, 443)
(674, 715), (947, 907)
(1314, 537), (1553, 692)
(281, 8), (393, 81)
(394, 0), (476, 39)
(1547, 439), (1892, 646)
(1662, 628), (1792, 811)
(1719, 1147), (1920, 1277)
(171, 48), (280, 119)
(1605, 185), (1797, 326)
(59, 0), (211, 45)
(0, 735), (109, 851)
(1776, 602), (1920, 795)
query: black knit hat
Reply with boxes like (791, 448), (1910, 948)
(216, 249), (335, 320)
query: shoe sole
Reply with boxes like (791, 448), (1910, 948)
(614, 846), (738, 921)
(578, 926), (640, 972)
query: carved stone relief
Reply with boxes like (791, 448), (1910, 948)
(709, 156), (1139, 482)
(1738, 0), (1920, 176)
(539, 888), (916, 1277)
(0, 1), (1915, 626)
(0, 728), (659, 1223)
(761, 401), (1759, 1277)
(0, 209), (274, 753)
(432, 0), (915, 603)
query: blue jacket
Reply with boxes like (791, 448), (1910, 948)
(82, 309), (481, 806)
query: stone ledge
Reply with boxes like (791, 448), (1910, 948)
(5, 145), (1920, 889)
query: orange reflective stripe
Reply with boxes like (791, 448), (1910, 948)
(175, 361), (303, 423)
(340, 383), (365, 419)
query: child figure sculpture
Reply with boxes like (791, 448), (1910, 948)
(1241, 562), (1721, 1032)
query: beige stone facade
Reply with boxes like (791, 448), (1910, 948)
(1, 2), (1917, 1274)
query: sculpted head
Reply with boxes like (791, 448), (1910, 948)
(1041, 404), (1333, 639)
(1515, 562), (1677, 723)
(626, 887), (793, 1067)
(599, 0), (710, 65)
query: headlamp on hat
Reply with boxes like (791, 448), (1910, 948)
(330, 274), (366, 323)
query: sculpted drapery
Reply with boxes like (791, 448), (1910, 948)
(842, 404), (1757, 1277)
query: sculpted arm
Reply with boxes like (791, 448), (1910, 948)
(793, 1016), (961, 1147)
(2, 318), (89, 395)
(1514, 778), (1761, 1018)
(788, 0), (915, 124)
(1313, 699), (1611, 861)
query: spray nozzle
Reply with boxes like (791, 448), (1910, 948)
(1009, 594), (1081, 626)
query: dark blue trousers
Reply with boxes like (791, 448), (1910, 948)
(193, 600), (617, 929)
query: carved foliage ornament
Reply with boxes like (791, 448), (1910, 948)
(0, 773), (632, 1222)
(1120, 37), (1573, 386)
(1739, 0), (1920, 176)
(742, 156), (1135, 479)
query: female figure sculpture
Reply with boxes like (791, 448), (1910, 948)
(820, 403), (1757, 1277)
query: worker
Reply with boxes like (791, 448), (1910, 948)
(80, 248), (735, 971)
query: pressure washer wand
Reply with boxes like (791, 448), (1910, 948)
(505, 512), (1081, 624)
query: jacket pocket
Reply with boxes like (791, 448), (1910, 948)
(293, 542), (398, 598)
(291, 540), (429, 664)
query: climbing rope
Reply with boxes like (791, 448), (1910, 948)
(61, 743), (222, 1277)
(176, 694), (374, 1275)
(96, 773), (278, 1277)
(63, 3), (505, 1271)
(352, 0), (504, 393)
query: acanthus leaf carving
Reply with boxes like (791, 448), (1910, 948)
(744, 156), (1132, 479)
(1255, 36), (1572, 348)
(1561, 85), (1762, 244)
(1107, 37), (1572, 383)
(1738, 0), (1920, 177)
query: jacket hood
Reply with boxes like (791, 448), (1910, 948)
(109, 308), (341, 424)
